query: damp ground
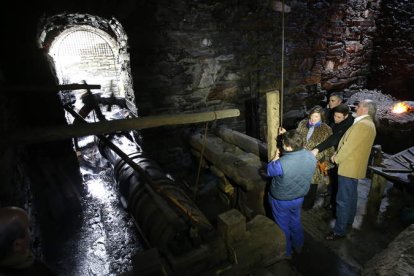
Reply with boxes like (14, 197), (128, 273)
(265, 178), (411, 276)
(37, 151), (411, 276)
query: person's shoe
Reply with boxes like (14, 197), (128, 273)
(319, 191), (330, 197)
(294, 246), (302, 254)
(325, 231), (345, 241)
(324, 203), (333, 210)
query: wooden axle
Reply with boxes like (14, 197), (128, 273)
(2, 109), (240, 145)
(0, 84), (101, 92)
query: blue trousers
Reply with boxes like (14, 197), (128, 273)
(268, 194), (304, 257)
(333, 175), (358, 235)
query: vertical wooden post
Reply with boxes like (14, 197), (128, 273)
(266, 91), (280, 161)
(367, 173), (388, 223)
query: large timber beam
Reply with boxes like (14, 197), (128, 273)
(190, 133), (264, 192)
(214, 127), (268, 161)
(0, 84), (101, 92)
(190, 133), (266, 217)
(1, 109), (240, 145)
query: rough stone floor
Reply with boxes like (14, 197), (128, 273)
(264, 178), (411, 276)
(42, 160), (411, 276)
(41, 142), (144, 276)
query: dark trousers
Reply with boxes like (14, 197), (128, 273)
(302, 184), (317, 210)
(333, 175), (358, 235)
(329, 167), (338, 217)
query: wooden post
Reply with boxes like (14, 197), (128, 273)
(367, 173), (388, 223)
(1, 109), (240, 145)
(266, 91), (280, 161)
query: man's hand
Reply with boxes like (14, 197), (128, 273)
(331, 153), (337, 164)
(279, 127), (286, 135)
(259, 168), (268, 178)
(271, 148), (280, 161)
(311, 148), (319, 156)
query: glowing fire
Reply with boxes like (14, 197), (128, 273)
(392, 102), (410, 114)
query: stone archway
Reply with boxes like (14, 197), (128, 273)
(38, 13), (136, 114)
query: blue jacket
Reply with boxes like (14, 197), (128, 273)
(267, 149), (317, 200)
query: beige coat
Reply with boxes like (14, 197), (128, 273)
(335, 116), (376, 179)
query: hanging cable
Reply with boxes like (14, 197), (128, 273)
(193, 122), (209, 201)
(193, 112), (218, 201)
(280, 0), (285, 128)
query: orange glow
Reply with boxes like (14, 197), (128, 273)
(392, 102), (410, 114)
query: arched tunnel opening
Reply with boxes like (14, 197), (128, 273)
(37, 14), (144, 275)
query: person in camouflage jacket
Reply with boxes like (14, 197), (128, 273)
(294, 105), (334, 209)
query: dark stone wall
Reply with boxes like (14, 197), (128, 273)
(2, 0), (409, 131)
(0, 2), (83, 216)
(124, 1), (383, 131)
(368, 0), (414, 99)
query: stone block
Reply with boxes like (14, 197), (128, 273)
(217, 209), (246, 244)
(132, 248), (167, 276)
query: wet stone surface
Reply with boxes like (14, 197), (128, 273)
(43, 153), (144, 276)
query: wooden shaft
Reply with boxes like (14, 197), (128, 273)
(67, 106), (212, 229)
(2, 109), (240, 145)
(266, 91), (280, 161)
(0, 84), (101, 92)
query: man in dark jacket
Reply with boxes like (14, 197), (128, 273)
(311, 104), (354, 214)
(324, 92), (343, 127)
(313, 104), (354, 154)
(267, 130), (317, 258)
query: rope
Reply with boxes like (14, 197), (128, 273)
(280, 0), (285, 128)
(193, 112), (218, 200)
(193, 121), (209, 201)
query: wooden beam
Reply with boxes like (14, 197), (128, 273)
(366, 173), (388, 224)
(266, 91), (280, 161)
(214, 127), (268, 161)
(190, 133), (266, 217)
(190, 133), (264, 192)
(1, 109), (240, 145)
(0, 84), (101, 92)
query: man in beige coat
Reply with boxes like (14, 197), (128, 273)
(325, 99), (377, 240)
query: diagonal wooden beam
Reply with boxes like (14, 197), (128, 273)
(1, 109), (240, 145)
(0, 84), (101, 92)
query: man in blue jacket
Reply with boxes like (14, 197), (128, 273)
(267, 130), (317, 258)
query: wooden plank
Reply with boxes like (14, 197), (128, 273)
(369, 166), (412, 185)
(266, 91), (280, 161)
(0, 84), (101, 92)
(1, 109), (240, 145)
